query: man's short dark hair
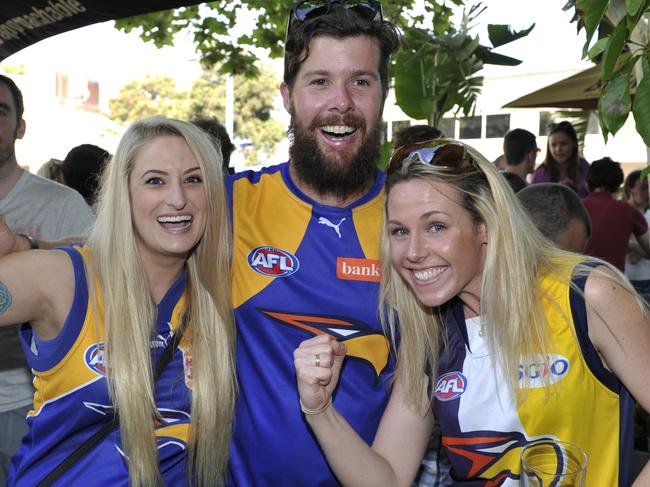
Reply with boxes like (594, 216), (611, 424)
(587, 157), (623, 193)
(624, 169), (644, 200)
(62, 144), (110, 202)
(393, 125), (443, 148)
(191, 117), (236, 174)
(283, 4), (400, 91)
(518, 182), (592, 243)
(0, 74), (24, 123)
(502, 172), (527, 193)
(503, 128), (536, 166)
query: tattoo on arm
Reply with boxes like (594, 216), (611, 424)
(0, 281), (12, 315)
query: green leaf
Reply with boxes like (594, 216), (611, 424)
(599, 72), (632, 135)
(640, 165), (650, 181)
(393, 52), (435, 121)
(597, 103), (610, 143)
(627, 0), (646, 18)
(475, 46), (522, 66)
(487, 23), (535, 48)
(466, 3), (487, 24)
(643, 56), (650, 77)
(587, 37), (608, 60)
(446, 32), (467, 49)
(619, 53), (641, 77)
(632, 76), (650, 146)
(562, 0), (576, 12)
(601, 21), (628, 81)
(456, 36), (480, 61)
(378, 141), (393, 171)
(626, 0), (650, 33)
(576, 0), (609, 48)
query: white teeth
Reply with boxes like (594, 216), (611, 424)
(157, 215), (192, 223)
(413, 267), (446, 281)
(321, 125), (355, 135)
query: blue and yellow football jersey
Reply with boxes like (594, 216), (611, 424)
(227, 162), (393, 486)
(9, 246), (193, 487)
(433, 260), (634, 486)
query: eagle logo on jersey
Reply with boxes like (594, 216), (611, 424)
(84, 343), (106, 376)
(84, 402), (190, 451)
(260, 309), (390, 376)
(443, 431), (557, 483)
(248, 246), (299, 277)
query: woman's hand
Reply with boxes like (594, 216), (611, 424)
(293, 334), (347, 414)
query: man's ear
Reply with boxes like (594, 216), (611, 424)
(15, 118), (25, 140)
(280, 82), (291, 113)
(529, 149), (537, 164)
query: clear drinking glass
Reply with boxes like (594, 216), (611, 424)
(520, 440), (588, 486)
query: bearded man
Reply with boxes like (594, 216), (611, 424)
(226, 2), (401, 485)
(0, 3), (403, 485)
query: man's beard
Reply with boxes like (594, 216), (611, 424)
(0, 127), (20, 170)
(0, 142), (15, 170)
(288, 112), (382, 201)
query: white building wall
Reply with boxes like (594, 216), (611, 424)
(382, 67), (648, 169)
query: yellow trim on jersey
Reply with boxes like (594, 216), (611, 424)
(515, 262), (622, 486)
(231, 171), (312, 308)
(351, 188), (384, 261)
(29, 245), (188, 417)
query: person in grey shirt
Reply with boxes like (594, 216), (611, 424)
(0, 74), (94, 485)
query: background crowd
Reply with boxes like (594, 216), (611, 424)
(0, 1), (649, 486)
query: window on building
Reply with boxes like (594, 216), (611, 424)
(391, 120), (411, 141)
(459, 116), (482, 139)
(486, 114), (510, 138)
(438, 118), (455, 139)
(539, 111), (554, 136)
(587, 112), (600, 134)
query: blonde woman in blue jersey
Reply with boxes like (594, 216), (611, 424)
(294, 139), (650, 486)
(0, 117), (235, 486)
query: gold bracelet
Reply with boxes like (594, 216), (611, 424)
(300, 396), (332, 415)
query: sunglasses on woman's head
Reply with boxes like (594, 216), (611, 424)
(287, 0), (383, 35)
(387, 139), (479, 175)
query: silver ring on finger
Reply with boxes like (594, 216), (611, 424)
(314, 354), (321, 367)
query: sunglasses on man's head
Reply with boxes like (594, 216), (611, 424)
(387, 139), (478, 175)
(287, 0), (383, 35)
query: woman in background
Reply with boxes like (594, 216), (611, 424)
(531, 121), (590, 197)
(625, 169), (650, 302)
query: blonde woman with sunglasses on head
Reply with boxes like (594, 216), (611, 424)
(294, 139), (650, 486)
(3, 117), (235, 487)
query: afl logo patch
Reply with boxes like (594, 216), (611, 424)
(85, 343), (106, 376)
(247, 246), (299, 277)
(434, 371), (467, 401)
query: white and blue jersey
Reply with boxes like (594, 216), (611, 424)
(433, 260), (634, 485)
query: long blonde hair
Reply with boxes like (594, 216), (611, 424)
(380, 141), (644, 406)
(86, 116), (235, 487)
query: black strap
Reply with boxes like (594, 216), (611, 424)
(37, 317), (187, 487)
